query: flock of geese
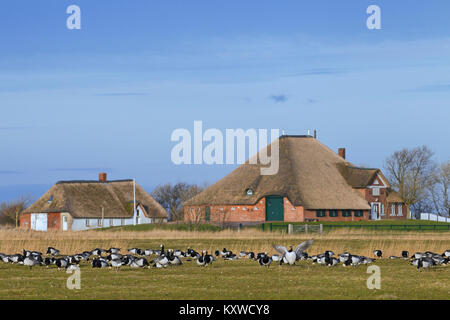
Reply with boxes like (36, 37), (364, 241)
(0, 240), (449, 271)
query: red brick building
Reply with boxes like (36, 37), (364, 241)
(184, 135), (408, 223)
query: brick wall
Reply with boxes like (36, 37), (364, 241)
(304, 209), (370, 222)
(47, 212), (61, 230)
(19, 213), (30, 229)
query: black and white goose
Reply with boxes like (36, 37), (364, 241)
(130, 257), (150, 269)
(23, 256), (42, 269)
(443, 250), (450, 258)
(273, 239), (314, 266)
(373, 250), (382, 259)
(92, 258), (109, 268)
(220, 248), (232, 257)
(109, 259), (125, 270)
(9, 254), (24, 264)
(91, 248), (105, 257)
(46, 247), (60, 256)
(55, 258), (69, 270)
(258, 253), (272, 268)
(411, 257), (435, 271)
(401, 251), (409, 259)
(167, 250), (182, 265)
(44, 257), (55, 268)
(240, 251), (249, 258)
(197, 251), (213, 267)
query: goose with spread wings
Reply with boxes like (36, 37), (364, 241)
(273, 240), (314, 266)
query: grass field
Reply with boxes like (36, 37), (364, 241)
(0, 227), (449, 300)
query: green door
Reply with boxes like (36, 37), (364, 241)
(205, 206), (210, 222)
(265, 196), (284, 221)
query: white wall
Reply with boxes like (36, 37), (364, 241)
(69, 206), (166, 231)
(420, 213), (450, 223)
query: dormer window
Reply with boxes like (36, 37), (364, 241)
(48, 195), (53, 204)
(245, 189), (253, 196)
(372, 188), (380, 196)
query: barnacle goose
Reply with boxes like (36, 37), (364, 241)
(273, 239), (314, 266)
(23, 256), (42, 269)
(197, 251), (213, 267)
(167, 250), (182, 265)
(110, 259), (125, 270)
(401, 251), (409, 259)
(92, 258), (109, 268)
(373, 250), (382, 259)
(443, 250), (450, 258)
(91, 248), (106, 257)
(258, 252), (272, 268)
(9, 254), (24, 264)
(107, 248), (120, 254)
(46, 247), (60, 256)
(55, 258), (69, 270)
(411, 257), (435, 271)
(240, 251), (248, 258)
(44, 257), (55, 268)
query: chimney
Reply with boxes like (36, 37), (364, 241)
(99, 172), (107, 183)
(338, 148), (346, 159)
(314, 130), (317, 139)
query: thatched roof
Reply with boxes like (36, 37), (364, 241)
(23, 180), (168, 219)
(337, 165), (378, 188)
(184, 136), (372, 210)
(386, 190), (404, 203)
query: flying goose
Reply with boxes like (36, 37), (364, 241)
(273, 239), (314, 265)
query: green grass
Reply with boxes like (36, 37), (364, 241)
(0, 238), (449, 300)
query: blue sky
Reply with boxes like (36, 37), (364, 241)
(1, 1), (450, 202)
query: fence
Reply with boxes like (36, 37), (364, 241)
(261, 223), (323, 234)
(419, 213), (450, 223)
(261, 223), (450, 233)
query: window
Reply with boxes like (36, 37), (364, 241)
(354, 210), (364, 217)
(316, 210), (326, 217)
(98, 219), (102, 227)
(372, 188), (380, 196)
(246, 189), (253, 196)
(342, 210), (351, 217)
(329, 210), (338, 217)
(397, 204), (403, 216)
(121, 219), (125, 226)
(110, 219), (114, 227)
(381, 204), (385, 216)
(390, 204), (396, 216)
(85, 219), (90, 227)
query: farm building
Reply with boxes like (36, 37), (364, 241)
(184, 135), (408, 223)
(20, 173), (168, 231)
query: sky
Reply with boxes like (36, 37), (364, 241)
(0, 0), (450, 202)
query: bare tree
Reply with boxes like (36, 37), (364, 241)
(383, 146), (436, 218)
(429, 161), (450, 216)
(151, 183), (205, 221)
(0, 195), (33, 227)
(186, 207), (205, 230)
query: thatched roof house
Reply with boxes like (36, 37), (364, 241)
(184, 135), (407, 223)
(20, 173), (167, 231)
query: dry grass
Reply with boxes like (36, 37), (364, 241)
(0, 227), (448, 259)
